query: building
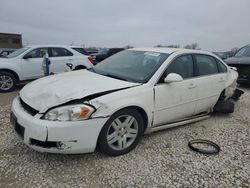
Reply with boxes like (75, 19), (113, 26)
(0, 32), (22, 49)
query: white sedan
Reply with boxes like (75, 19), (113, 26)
(0, 45), (93, 92)
(11, 48), (239, 156)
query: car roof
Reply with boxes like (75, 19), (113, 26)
(129, 47), (214, 56)
(25, 45), (77, 48)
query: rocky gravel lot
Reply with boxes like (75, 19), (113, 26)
(0, 87), (250, 188)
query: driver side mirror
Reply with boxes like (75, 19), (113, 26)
(164, 73), (183, 83)
(23, 54), (32, 59)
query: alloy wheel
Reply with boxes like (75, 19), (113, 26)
(107, 115), (139, 151)
(0, 75), (14, 91)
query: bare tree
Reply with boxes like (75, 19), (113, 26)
(184, 43), (200, 50)
(154, 44), (180, 48)
(124, 45), (134, 49)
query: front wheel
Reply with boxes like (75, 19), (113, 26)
(98, 108), (144, 156)
(0, 71), (17, 92)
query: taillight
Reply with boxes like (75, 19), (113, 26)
(88, 56), (94, 64)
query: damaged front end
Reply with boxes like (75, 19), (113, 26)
(30, 138), (77, 150)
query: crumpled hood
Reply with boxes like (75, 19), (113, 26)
(20, 70), (139, 113)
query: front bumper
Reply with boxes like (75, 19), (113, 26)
(11, 97), (109, 154)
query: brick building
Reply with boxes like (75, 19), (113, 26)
(0, 32), (22, 49)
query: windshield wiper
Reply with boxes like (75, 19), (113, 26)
(104, 74), (129, 81)
(87, 67), (96, 72)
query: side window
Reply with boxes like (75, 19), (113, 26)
(195, 55), (219, 76)
(217, 60), (227, 73)
(25, 48), (48, 58)
(164, 55), (194, 79)
(51, 48), (73, 57)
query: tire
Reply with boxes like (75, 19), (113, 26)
(74, 66), (86, 71)
(0, 71), (17, 92)
(97, 108), (144, 156)
(213, 99), (234, 113)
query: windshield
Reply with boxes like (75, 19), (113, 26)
(7, 47), (30, 58)
(235, 46), (250, 57)
(92, 50), (169, 83)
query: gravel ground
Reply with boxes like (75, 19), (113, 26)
(0, 87), (250, 188)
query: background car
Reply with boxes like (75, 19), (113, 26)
(70, 46), (94, 63)
(213, 52), (227, 60)
(0, 45), (93, 92)
(11, 48), (239, 156)
(93, 48), (124, 63)
(85, 48), (99, 55)
(0, 49), (15, 58)
(225, 44), (250, 84)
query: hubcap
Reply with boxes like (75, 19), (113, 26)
(107, 115), (139, 151)
(0, 75), (14, 91)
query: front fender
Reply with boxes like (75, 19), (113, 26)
(89, 85), (154, 127)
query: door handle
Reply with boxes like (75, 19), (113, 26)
(188, 83), (197, 89)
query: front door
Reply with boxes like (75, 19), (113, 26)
(21, 48), (48, 79)
(153, 54), (197, 126)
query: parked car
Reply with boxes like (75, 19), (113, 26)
(93, 48), (124, 63)
(0, 49), (15, 58)
(225, 44), (250, 84)
(213, 52), (227, 60)
(0, 45), (93, 92)
(85, 48), (99, 55)
(70, 46), (94, 63)
(11, 48), (239, 156)
(70, 46), (89, 55)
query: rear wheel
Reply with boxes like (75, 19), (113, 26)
(74, 66), (86, 70)
(98, 108), (144, 156)
(0, 71), (17, 92)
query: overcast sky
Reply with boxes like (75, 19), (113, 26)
(1, 0), (250, 51)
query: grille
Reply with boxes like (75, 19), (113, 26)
(19, 98), (39, 116)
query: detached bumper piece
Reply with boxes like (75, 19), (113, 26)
(231, 88), (244, 101)
(213, 100), (234, 113)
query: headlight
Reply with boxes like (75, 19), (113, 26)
(44, 104), (95, 121)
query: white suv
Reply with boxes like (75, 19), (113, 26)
(0, 45), (94, 92)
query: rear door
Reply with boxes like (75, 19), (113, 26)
(193, 54), (227, 114)
(49, 47), (74, 73)
(21, 47), (48, 79)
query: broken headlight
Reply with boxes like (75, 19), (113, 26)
(44, 104), (95, 121)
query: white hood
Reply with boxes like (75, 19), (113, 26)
(20, 70), (139, 112)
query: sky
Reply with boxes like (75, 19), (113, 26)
(0, 0), (250, 51)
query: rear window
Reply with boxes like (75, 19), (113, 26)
(51, 48), (73, 57)
(72, 48), (89, 55)
(235, 46), (250, 57)
(195, 55), (219, 76)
